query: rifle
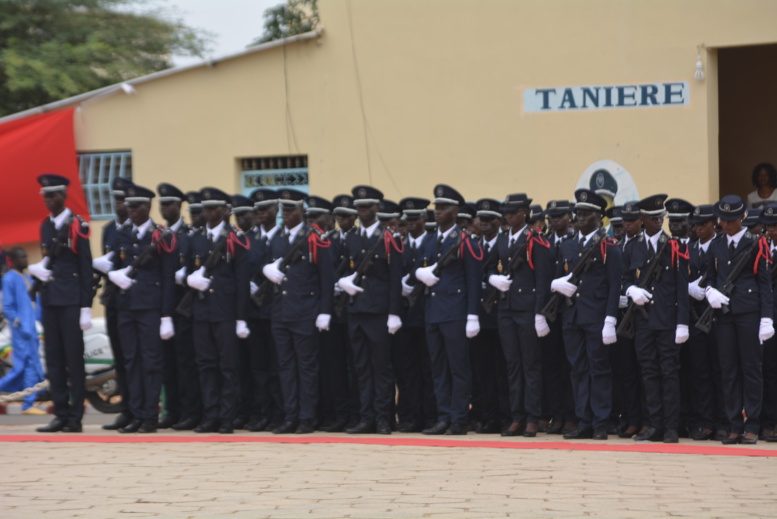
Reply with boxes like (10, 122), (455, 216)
(406, 231), (467, 309)
(540, 232), (604, 323)
(333, 228), (400, 317)
(29, 214), (75, 299)
(250, 226), (330, 308)
(176, 227), (230, 318)
(105, 224), (174, 300)
(616, 235), (673, 339)
(481, 232), (533, 314)
(695, 239), (761, 334)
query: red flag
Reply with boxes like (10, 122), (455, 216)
(0, 108), (88, 245)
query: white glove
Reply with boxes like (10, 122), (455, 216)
(415, 264), (440, 287)
(618, 295), (629, 309)
(675, 324), (689, 344)
(550, 273), (577, 297)
(108, 266), (134, 291)
(626, 285), (653, 306)
(535, 314), (550, 337)
(262, 258), (284, 285)
(705, 286), (730, 309)
(387, 314), (402, 334)
(249, 281), (259, 295)
(401, 274), (413, 297)
(28, 257), (52, 282)
(186, 266), (211, 292)
(337, 272), (364, 297)
(688, 277), (706, 301)
(92, 252), (114, 274)
(316, 314), (331, 331)
(759, 317), (775, 345)
(160, 316), (175, 340)
(602, 316), (617, 345)
(174, 266), (187, 286)
(236, 320), (250, 339)
(79, 307), (92, 331)
(488, 274), (513, 293)
(466, 314), (480, 338)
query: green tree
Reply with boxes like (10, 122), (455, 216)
(0, 0), (210, 116)
(253, 0), (318, 45)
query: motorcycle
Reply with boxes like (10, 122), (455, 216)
(0, 316), (121, 413)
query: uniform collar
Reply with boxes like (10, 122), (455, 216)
(170, 218), (184, 233)
(133, 218), (154, 240)
(207, 221), (226, 240)
(508, 225), (527, 243)
(726, 228), (747, 248)
(50, 208), (72, 230)
(285, 221), (304, 241)
(409, 231), (427, 248)
(361, 220), (380, 238)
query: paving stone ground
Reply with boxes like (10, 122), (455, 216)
(2, 419), (776, 518)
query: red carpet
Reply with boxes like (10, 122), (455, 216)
(1, 434), (775, 457)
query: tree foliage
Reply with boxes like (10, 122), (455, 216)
(254, 0), (318, 45)
(0, 0), (210, 116)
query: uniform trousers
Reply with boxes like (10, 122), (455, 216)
(42, 305), (85, 423)
(612, 335), (643, 428)
(761, 334), (777, 430)
(498, 310), (542, 423)
(193, 320), (239, 423)
(633, 321), (679, 431)
(470, 327), (508, 426)
(161, 334), (180, 419)
(715, 312), (762, 434)
(541, 317), (575, 424)
(248, 318), (284, 423)
(426, 320), (471, 425)
(117, 309), (163, 421)
(105, 305), (131, 417)
(318, 319), (352, 424)
(687, 327), (726, 431)
(272, 319), (319, 422)
(348, 313), (393, 423)
(401, 325), (438, 426)
(172, 313), (202, 422)
(562, 321), (612, 429)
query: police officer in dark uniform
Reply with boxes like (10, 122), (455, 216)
(185, 191), (206, 230)
(686, 203), (727, 441)
(485, 194), (552, 437)
(541, 200), (576, 434)
(246, 188), (284, 431)
(185, 187), (252, 434)
(471, 198), (509, 434)
(759, 203), (777, 441)
(262, 188), (334, 434)
(415, 184), (483, 435)
(397, 197), (438, 432)
(93, 177), (133, 431)
(550, 189), (622, 440)
(31, 174), (94, 433)
(336, 186), (402, 435)
(621, 194), (689, 443)
(705, 195), (774, 444)
(106, 184), (177, 433)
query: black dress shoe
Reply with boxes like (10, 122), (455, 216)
(422, 421), (450, 435)
(376, 419), (392, 435)
(266, 419), (284, 432)
(618, 425), (640, 439)
(741, 432), (758, 445)
(62, 421), (83, 433)
(721, 433), (741, 445)
(545, 421), (564, 435)
(476, 420), (502, 434)
(138, 420), (157, 433)
(593, 427), (608, 440)
(246, 417), (270, 432)
(102, 413), (133, 431)
(345, 420), (376, 434)
(157, 415), (179, 429)
(765, 432), (777, 443)
(523, 423), (539, 438)
(663, 429), (679, 443)
(563, 426), (594, 439)
(398, 420), (424, 433)
(219, 421), (234, 434)
(194, 420), (220, 433)
(714, 429), (728, 442)
(37, 417), (67, 433)
(272, 421), (298, 434)
(171, 417), (199, 431)
(295, 420), (315, 434)
(119, 419), (144, 433)
(232, 416), (249, 430)
(634, 427), (663, 442)
(501, 422), (525, 437)
(445, 423), (468, 435)
(320, 417), (348, 433)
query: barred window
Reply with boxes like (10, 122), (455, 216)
(240, 155), (308, 195)
(78, 151), (132, 219)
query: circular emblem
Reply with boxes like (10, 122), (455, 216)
(596, 173), (605, 188)
(340, 198), (349, 206)
(160, 185), (167, 195)
(203, 189), (211, 199)
(309, 198), (316, 207)
(281, 190), (291, 199)
(127, 187), (136, 197)
(768, 208), (774, 216)
(625, 204), (632, 212)
(580, 192), (588, 202)
(255, 192), (264, 201)
(655, 198), (662, 207)
(357, 188), (367, 198)
(671, 201), (679, 211)
(41, 177), (50, 186)
(482, 201), (490, 210)
(694, 207), (700, 216)
(436, 186), (444, 197)
(407, 200), (415, 209)
(723, 203), (731, 212)
(549, 201), (556, 209)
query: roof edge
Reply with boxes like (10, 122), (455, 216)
(0, 28), (324, 125)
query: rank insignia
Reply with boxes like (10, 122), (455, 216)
(120, 249), (126, 261)
(423, 259), (428, 267)
(41, 245), (48, 256)
(636, 268), (640, 279)
(497, 260), (503, 273)
(350, 258), (355, 269)
(564, 260), (569, 273)
(194, 255), (201, 268)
